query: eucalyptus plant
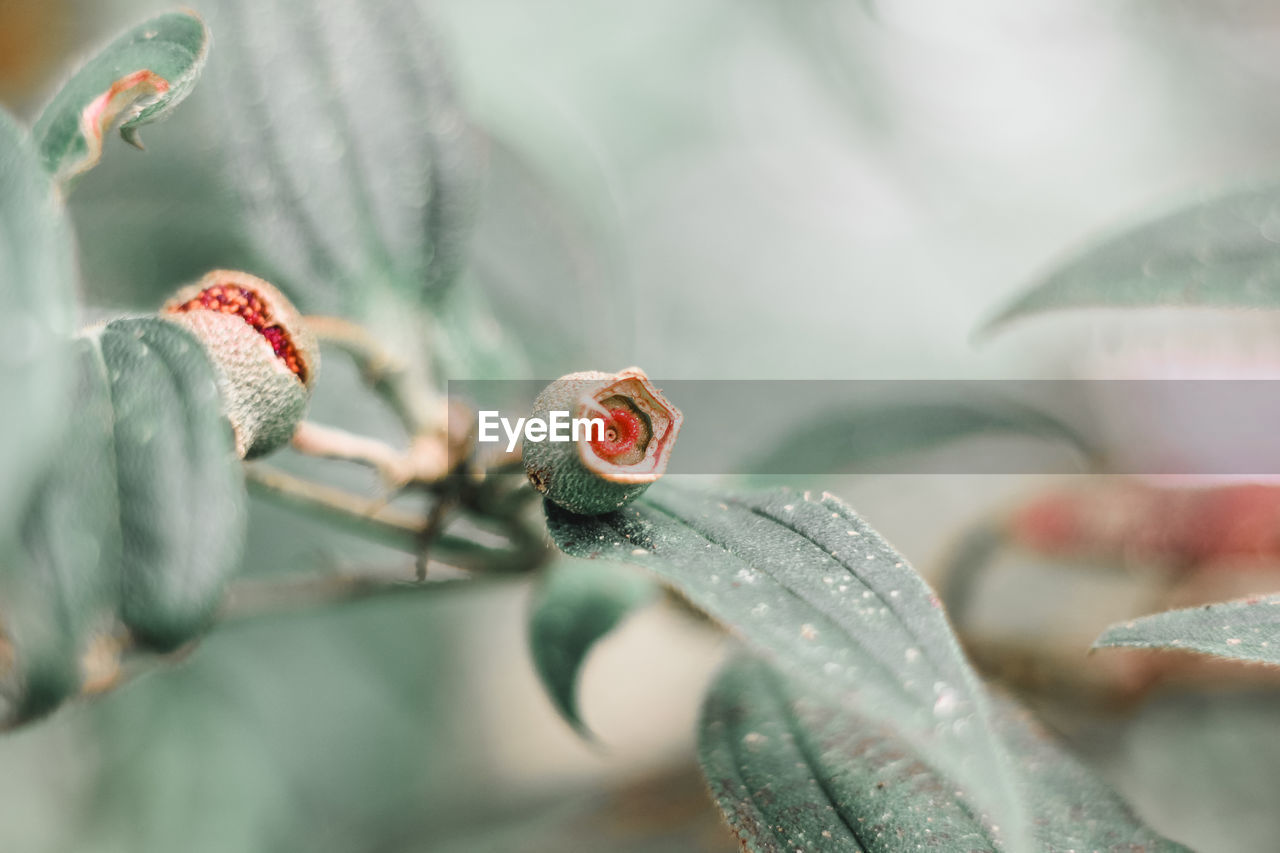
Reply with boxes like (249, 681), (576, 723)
(4, 3), (1280, 852)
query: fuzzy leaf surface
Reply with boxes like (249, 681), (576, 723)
(700, 654), (1191, 852)
(528, 559), (657, 734)
(1096, 595), (1280, 666)
(546, 485), (1029, 848)
(207, 0), (475, 313)
(33, 11), (209, 186)
(93, 317), (246, 651)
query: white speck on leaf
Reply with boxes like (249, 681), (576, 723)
(933, 685), (959, 717)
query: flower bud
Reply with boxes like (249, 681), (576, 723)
(524, 367), (681, 515)
(162, 270), (318, 457)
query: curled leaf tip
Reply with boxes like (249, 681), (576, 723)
(34, 10), (210, 186)
(71, 69), (170, 177)
(120, 125), (147, 151)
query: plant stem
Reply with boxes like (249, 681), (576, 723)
(245, 464), (547, 574)
(246, 463), (424, 552)
(305, 314), (440, 435)
(291, 420), (409, 484)
(218, 568), (488, 625)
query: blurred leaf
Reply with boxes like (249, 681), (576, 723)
(32, 11), (209, 187)
(2, 341), (122, 722)
(206, 0), (476, 314)
(83, 591), (485, 853)
(701, 654), (1189, 852)
(528, 559), (657, 735)
(1094, 692), (1280, 853)
(429, 763), (734, 853)
(985, 183), (1280, 333)
(70, 158), (257, 309)
(2, 317), (244, 717)
(0, 106), (75, 536)
(1096, 595), (1280, 665)
(746, 399), (1094, 481)
(91, 317), (246, 651)
(467, 132), (623, 373)
(430, 280), (530, 380)
(546, 485), (1031, 849)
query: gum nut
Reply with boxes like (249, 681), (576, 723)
(524, 367), (682, 515)
(161, 270), (319, 458)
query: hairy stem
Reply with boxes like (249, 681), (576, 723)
(291, 420), (409, 484)
(246, 463), (425, 551)
(305, 314), (441, 435)
(245, 464), (548, 575)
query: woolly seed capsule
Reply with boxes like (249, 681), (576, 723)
(524, 367), (682, 515)
(161, 270), (319, 458)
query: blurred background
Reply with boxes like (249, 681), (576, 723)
(6, 1), (1280, 850)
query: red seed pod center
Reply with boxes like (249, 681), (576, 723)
(591, 407), (644, 461)
(170, 284), (308, 383)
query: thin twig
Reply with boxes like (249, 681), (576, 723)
(305, 314), (441, 435)
(245, 464), (544, 574)
(416, 495), (456, 581)
(246, 463), (425, 552)
(291, 420), (410, 485)
(218, 568), (489, 625)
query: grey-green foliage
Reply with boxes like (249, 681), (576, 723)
(528, 559), (658, 735)
(203, 0), (476, 314)
(7, 341), (121, 721)
(82, 595), (476, 853)
(700, 655), (1190, 852)
(985, 182), (1280, 333)
(546, 484), (1029, 848)
(0, 107), (75, 541)
(91, 318), (246, 651)
(32, 11), (209, 187)
(2, 318), (246, 721)
(1096, 595), (1280, 665)
(547, 484), (1183, 851)
(746, 399), (1094, 482)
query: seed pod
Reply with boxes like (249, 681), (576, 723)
(161, 270), (318, 458)
(524, 367), (682, 515)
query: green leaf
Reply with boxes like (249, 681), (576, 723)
(32, 11), (209, 187)
(0, 319), (246, 720)
(701, 654), (1189, 852)
(984, 182), (1280, 333)
(2, 342), (122, 722)
(527, 559), (658, 735)
(92, 317), (246, 651)
(545, 485), (1032, 848)
(206, 0), (476, 313)
(1095, 595), (1280, 665)
(0, 107), (75, 536)
(745, 399), (1095, 481)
